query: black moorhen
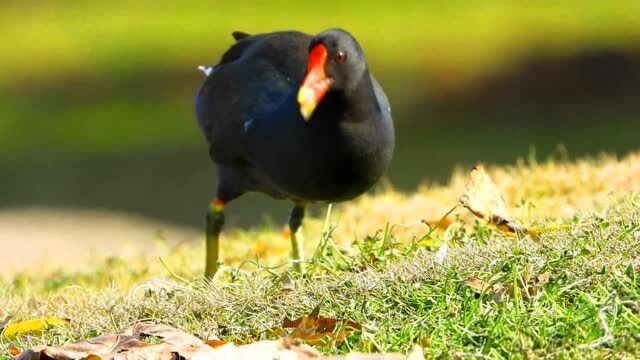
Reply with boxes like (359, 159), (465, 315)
(195, 29), (394, 276)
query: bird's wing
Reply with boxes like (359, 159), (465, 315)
(195, 31), (312, 166)
(370, 75), (391, 114)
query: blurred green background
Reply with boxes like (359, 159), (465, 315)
(2, 1), (640, 227)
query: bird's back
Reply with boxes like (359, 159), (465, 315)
(195, 31), (312, 166)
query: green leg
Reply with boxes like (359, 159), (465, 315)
(289, 204), (306, 272)
(205, 199), (225, 278)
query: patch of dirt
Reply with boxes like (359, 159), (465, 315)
(0, 207), (197, 277)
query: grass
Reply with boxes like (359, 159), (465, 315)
(2, 152), (640, 358)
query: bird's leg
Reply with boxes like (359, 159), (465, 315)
(288, 204), (306, 272)
(205, 198), (225, 277)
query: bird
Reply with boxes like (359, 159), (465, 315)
(194, 29), (395, 277)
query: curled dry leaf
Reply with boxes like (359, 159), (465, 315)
(460, 165), (570, 238)
(464, 277), (512, 301)
(460, 165), (523, 235)
(16, 323), (212, 360)
(464, 272), (552, 301)
(280, 272), (296, 293)
(274, 303), (362, 345)
(15, 322), (410, 360)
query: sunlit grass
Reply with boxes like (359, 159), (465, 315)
(2, 198), (639, 357)
(2, 152), (640, 357)
(5, 151), (640, 292)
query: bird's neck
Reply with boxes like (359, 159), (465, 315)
(325, 71), (380, 123)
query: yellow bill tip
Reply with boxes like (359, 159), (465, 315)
(297, 87), (316, 121)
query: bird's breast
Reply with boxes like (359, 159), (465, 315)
(248, 115), (394, 203)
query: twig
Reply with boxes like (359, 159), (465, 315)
(621, 300), (640, 312)
(579, 291), (618, 350)
(236, 259), (290, 275)
(158, 257), (190, 284)
(421, 205), (458, 240)
(579, 305), (615, 350)
(558, 278), (589, 295)
(1, 315), (12, 329)
(130, 278), (191, 296)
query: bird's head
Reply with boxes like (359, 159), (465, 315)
(297, 29), (367, 121)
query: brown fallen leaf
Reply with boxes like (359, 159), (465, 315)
(8, 346), (20, 356)
(536, 273), (551, 286)
(460, 165), (570, 238)
(277, 303), (362, 345)
(460, 165), (523, 235)
(464, 272), (553, 301)
(17, 323), (214, 360)
(205, 339), (228, 348)
(281, 272), (296, 292)
(16, 322), (410, 360)
(523, 272), (553, 297)
(464, 277), (512, 301)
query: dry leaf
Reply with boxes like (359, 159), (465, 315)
(8, 346), (20, 356)
(277, 303), (361, 345)
(536, 273), (551, 286)
(460, 165), (523, 235)
(524, 272), (553, 297)
(464, 277), (515, 302)
(464, 278), (509, 296)
(1, 317), (70, 340)
(464, 272), (552, 301)
(17, 323), (214, 360)
(16, 322), (409, 360)
(460, 165), (571, 239)
(281, 272), (296, 292)
(205, 339), (228, 348)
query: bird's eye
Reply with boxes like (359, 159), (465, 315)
(334, 51), (347, 64)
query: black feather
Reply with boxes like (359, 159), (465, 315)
(231, 31), (251, 41)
